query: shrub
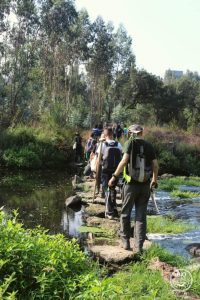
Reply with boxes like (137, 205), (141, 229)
(0, 211), (98, 299)
(0, 125), (73, 169)
(3, 148), (42, 168)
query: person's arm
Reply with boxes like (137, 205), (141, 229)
(108, 153), (129, 187)
(150, 159), (159, 189)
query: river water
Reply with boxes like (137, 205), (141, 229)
(0, 171), (199, 258)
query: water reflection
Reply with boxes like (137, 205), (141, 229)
(61, 206), (85, 237)
(0, 171), (72, 234)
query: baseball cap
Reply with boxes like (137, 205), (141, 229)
(128, 124), (144, 134)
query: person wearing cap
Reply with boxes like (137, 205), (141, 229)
(108, 124), (159, 253)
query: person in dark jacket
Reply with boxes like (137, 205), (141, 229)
(74, 132), (83, 163)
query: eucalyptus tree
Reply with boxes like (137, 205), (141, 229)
(86, 16), (115, 123)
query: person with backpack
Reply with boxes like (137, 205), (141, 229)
(85, 133), (96, 161)
(108, 124), (159, 253)
(96, 127), (122, 219)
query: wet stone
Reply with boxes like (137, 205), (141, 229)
(160, 173), (174, 179)
(65, 195), (82, 208)
(186, 243), (200, 257)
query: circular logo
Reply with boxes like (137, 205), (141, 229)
(170, 268), (193, 292)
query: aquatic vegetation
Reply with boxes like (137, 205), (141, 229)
(171, 190), (200, 199)
(147, 215), (197, 234)
(159, 176), (200, 192)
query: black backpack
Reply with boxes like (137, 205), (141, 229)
(102, 141), (122, 172)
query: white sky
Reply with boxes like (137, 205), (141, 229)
(76, 0), (200, 77)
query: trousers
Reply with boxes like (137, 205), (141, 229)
(101, 172), (117, 216)
(120, 182), (150, 251)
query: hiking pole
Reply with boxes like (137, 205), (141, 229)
(151, 187), (160, 214)
(105, 187), (110, 217)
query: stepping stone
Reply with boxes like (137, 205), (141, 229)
(85, 204), (105, 218)
(88, 239), (151, 264)
(86, 216), (120, 234)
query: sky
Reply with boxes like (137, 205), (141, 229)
(75, 0), (200, 78)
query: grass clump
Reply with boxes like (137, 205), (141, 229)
(147, 215), (196, 234)
(79, 225), (115, 239)
(159, 176), (200, 192)
(171, 190), (200, 199)
(81, 266), (177, 300)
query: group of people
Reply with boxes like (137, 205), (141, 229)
(74, 123), (159, 254)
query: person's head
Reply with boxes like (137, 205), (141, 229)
(90, 132), (94, 138)
(94, 124), (98, 129)
(124, 124), (127, 128)
(75, 132), (79, 136)
(128, 124), (144, 137)
(103, 127), (113, 139)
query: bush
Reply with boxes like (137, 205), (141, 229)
(0, 211), (98, 299)
(3, 148), (42, 168)
(0, 125), (74, 169)
(145, 128), (200, 176)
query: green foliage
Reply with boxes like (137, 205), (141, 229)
(171, 190), (200, 199)
(143, 244), (187, 267)
(111, 104), (133, 124)
(0, 211), (98, 299)
(0, 125), (73, 169)
(81, 261), (177, 300)
(3, 147), (42, 168)
(1, 211), (200, 299)
(147, 215), (196, 234)
(146, 130), (200, 176)
(190, 269), (200, 296)
(159, 176), (200, 191)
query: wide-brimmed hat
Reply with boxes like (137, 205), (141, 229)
(128, 124), (144, 134)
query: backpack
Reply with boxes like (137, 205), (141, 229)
(127, 140), (151, 183)
(102, 141), (121, 172)
(86, 138), (95, 153)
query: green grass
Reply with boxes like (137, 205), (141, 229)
(159, 176), (200, 192)
(147, 215), (197, 234)
(79, 225), (115, 239)
(171, 190), (200, 199)
(80, 244), (185, 300)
